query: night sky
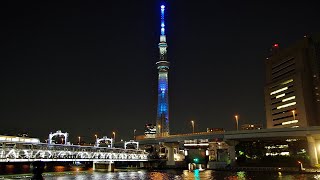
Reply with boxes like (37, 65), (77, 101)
(1, 1), (319, 143)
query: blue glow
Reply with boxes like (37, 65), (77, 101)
(160, 4), (166, 36)
(157, 72), (169, 121)
(161, 28), (165, 35)
(194, 169), (200, 180)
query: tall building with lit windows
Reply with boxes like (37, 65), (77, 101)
(156, 4), (170, 136)
(264, 34), (320, 128)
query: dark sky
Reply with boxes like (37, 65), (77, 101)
(1, 1), (319, 143)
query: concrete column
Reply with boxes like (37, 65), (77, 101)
(93, 161), (114, 172)
(316, 140), (320, 164)
(307, 136), (318, 167)
(225, 140), (239, 165)
(167, 145), (175, 166)
(93, 162), (96, 171)
(108, 161), (113, 172)
(229, 145), (236, 164)
(164, 142), (179, 166)
(139, 162), (144, 168)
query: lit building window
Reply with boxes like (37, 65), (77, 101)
(266, 152), (290, 156)
(276, 93), (285, 99)
(282, 120), (298, 125)
(265, 144), (288, 149)
(277, 102), (296, 109)
(282, 96), (296, 102)
(286, 139), (297, 142)
(270, 87), (288, 95)
(281, 79), (293, 85)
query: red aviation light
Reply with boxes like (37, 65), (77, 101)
(273, 43), (279, 47)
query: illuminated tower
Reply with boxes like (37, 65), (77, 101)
(156, 4), (170, 137)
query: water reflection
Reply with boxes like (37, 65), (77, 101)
(2, 169), (320, 180)
(149, 171), (169, 180)
(194, 169), (200, 180)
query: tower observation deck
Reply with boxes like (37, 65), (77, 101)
(156, 4), (170, 137)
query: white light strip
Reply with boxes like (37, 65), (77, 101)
(281, 79), (293, 85)
(276, 93), (285, 99)
(282, 96), (295, 102)
(282, 120), (298, 125)
(270, 87), (288, 95)
(277, 102), (296, 109)
(184, 143), (209, 146)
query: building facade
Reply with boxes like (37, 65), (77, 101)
(264, 34), (320, 128)
(156, 4), (170, 136)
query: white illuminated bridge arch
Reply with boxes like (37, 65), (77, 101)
(48, 130), (68, 145)
(0, 142), (148, 162)
(124, 140), (139, 150)
(95, 136), (113, 148)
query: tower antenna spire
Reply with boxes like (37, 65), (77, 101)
(159, 4), (167, 60)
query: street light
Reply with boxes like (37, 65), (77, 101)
(158, 125), (161, 136)
(112, 132), (116, 142)
(235, 115), (239, 131)
(191, 120), (195, 133)
(292, 110), (296, 120)
(95, 134), (98, 141)
(78, 136), (81, 145)
(133, 129), (136, 140)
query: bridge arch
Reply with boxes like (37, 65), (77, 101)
(95, 136), (113, 148)
(124, 140), (139, 150)
(48, 130), (68, 145)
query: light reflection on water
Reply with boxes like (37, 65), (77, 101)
(2, 169), (320, 180)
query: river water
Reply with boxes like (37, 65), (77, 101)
(1, 169), (320, 179)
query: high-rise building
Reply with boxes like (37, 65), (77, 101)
(156, 4), (170, 136)
(264, 34), (320, 128)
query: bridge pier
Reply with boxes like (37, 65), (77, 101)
(164, 142), (179, 166)
(93, 161), (114, 172)
(307, 136), (319, 167)
(225, 140), (238, 165)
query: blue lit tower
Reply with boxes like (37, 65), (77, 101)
(156, 4), (170, 137)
